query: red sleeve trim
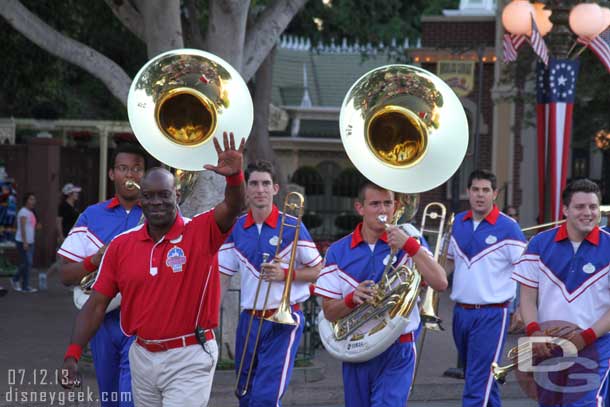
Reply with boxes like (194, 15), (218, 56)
(526, 322), (541, 337)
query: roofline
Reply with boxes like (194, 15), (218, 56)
(421, 15), (496, 23)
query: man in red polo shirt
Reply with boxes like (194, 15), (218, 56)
(61, 133), (245, 407)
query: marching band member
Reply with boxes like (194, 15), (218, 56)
(514, 179), (610, 407)
(446, 169), (526, 407)
(58, 142), (147, 407)
(218, 160), (322, 407)
(61, 133), (245, 407)
(315, 181), (447, 407)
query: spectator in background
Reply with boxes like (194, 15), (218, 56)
(46, 183), (82, 285)
(11, 193), (38, 293)
(504, 205), (519, 222)
(57, 183), (81, 244)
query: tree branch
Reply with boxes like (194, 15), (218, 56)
(242, 0), (307, 81)
(182, 0), (205, 49)
(0, 0), (132, 106)
(103, 0), (145, 42)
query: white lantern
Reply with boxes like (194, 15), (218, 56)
(569, 3), (605, 40)
(600, 7), (610, 33)
(502, 0), (535, 36)
(533, 3), (553, 36)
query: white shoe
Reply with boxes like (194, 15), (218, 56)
(10, 279), (21, 291)
(21, 287), (38, 293)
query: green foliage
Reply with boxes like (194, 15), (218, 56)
(287, 0), (459, 45)
(0, 0), (146, 119)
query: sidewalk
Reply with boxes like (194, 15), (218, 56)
(0, 271), (533, 406)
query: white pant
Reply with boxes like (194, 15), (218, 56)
(128, 340), (218, 407)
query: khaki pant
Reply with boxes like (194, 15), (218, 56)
(128, 340), (218, 407)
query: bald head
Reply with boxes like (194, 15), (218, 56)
(140, 167), (178, 228)
(141, 167), (175, 189)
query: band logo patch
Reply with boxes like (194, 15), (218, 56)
(485, 235), (498, 245)
(269, 235), (280, 246)
(582, 263), (596, 274)
(166, 246), (187, 273)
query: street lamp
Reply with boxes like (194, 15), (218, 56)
(501, 0), (610, 222)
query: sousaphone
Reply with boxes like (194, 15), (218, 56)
(127, 48), (253, 172)
(318, 65), (468, 362)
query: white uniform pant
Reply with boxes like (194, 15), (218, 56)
(128, 340), (218, 407)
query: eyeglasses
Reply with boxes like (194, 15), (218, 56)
(114, 165), (144, 175)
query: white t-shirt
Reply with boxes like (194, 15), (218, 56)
(15, 207), (36, 244)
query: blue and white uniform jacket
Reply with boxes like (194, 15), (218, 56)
(315, 223), (432, 334)
(218, 205), (322, 310)
(58, 196), (143, 265)
(513, 225), (610, 328)
(448, 205), (527, 305)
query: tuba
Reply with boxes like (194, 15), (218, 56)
(127, 48), (253, 172)
(318, 64), (468, 362)
(73, 49), (253, 312)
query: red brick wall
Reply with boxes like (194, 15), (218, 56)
(417, 17), (502, 215)
(422, 20), (496, 49)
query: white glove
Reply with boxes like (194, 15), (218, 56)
(399, 223), (421, 238)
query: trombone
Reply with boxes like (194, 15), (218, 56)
(492, 326), (578, 384)
(418, 203), (453, 331)
(234, 192), (305, 397)
(413, 204), (453, 386)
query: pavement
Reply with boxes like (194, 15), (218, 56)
(0, 270), (537, 407)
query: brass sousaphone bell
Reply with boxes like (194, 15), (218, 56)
(340, 64), (468, 193)
(127, 49), (253, 195)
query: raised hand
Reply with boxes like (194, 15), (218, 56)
(203, 132), (245, 177)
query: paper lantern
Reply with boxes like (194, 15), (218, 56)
(569, 3), (605, 40)
(533, 3), (553, 36)
(502, 1), (534, 36)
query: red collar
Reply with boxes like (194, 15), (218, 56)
(463, 205), (500, 225)
(137, 214), (185, 242)
(350, 222), (388, 249)
(554, 223), (600, 246)
(106, 196), (121, 209)
(243, 205), (279, 229)
(106, 195), (141, 209)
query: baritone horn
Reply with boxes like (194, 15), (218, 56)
(235, 192), (305, 397)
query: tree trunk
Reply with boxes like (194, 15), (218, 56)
(136, 0), (184, 57)
(246, 47), (286, 186)
(242, 0), (307, 80)
(205, 0), (250, 71)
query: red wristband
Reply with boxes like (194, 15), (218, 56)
(309, 284), (316, 296)
(581, 328), (597, 347)
(403, 237), (421, 257)
(226, 171), (244, 187)
(64, 344), (83, 362)
(344, 291), (357, 309)
(83, 255), (97, 273)
(526, 321), (541, 336)
(283, 267), (295, 281)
